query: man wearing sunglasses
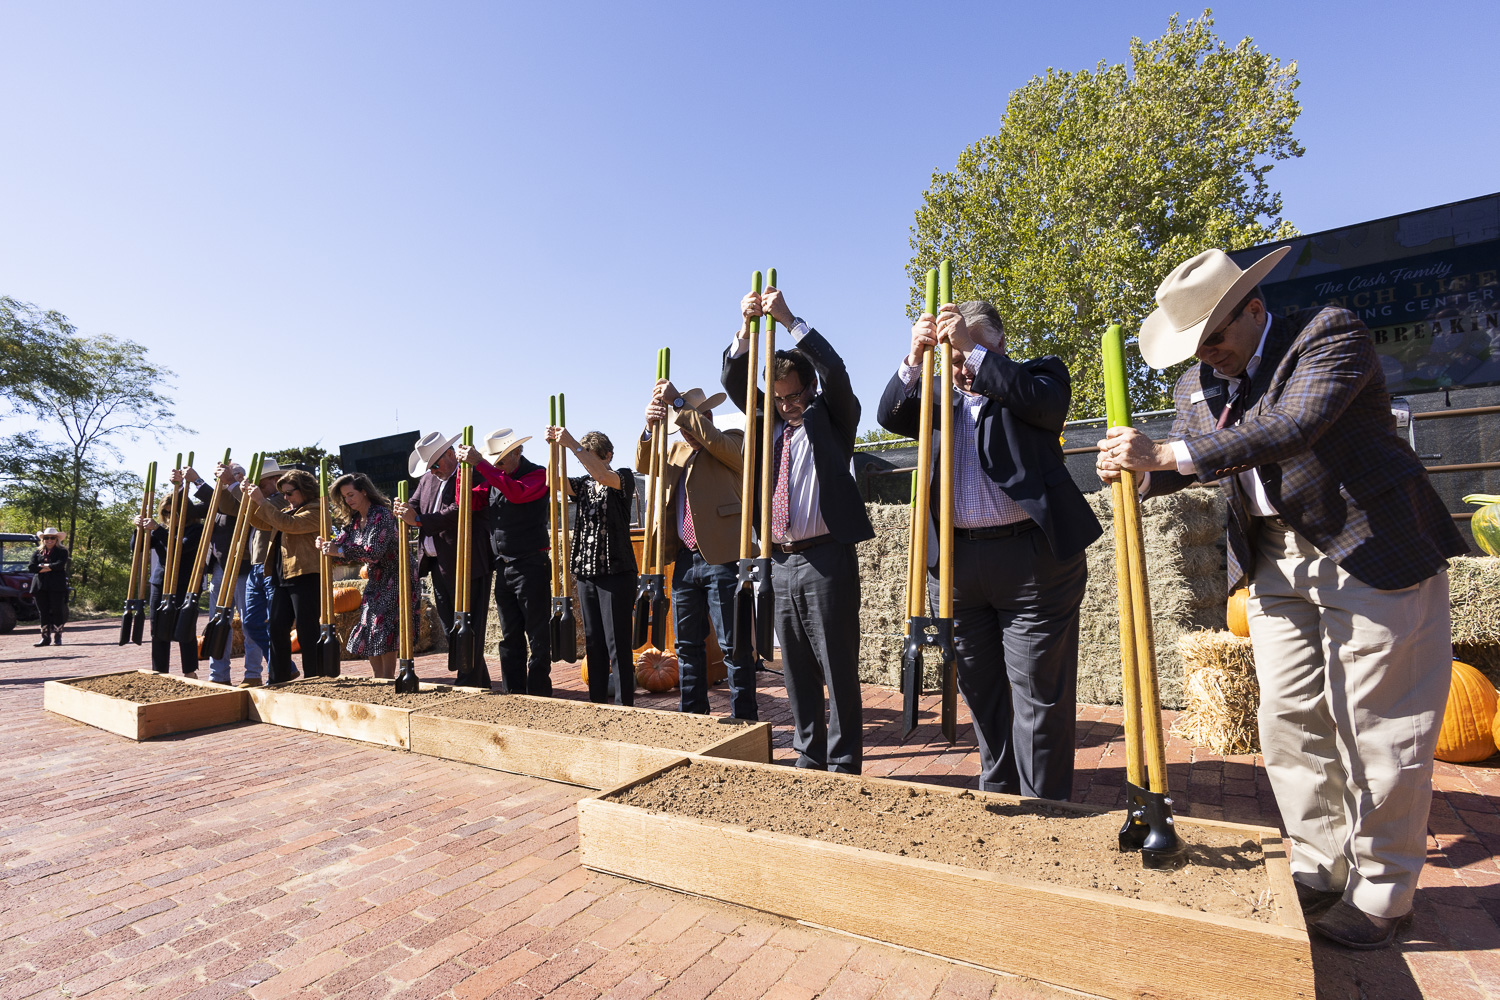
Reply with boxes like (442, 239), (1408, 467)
(1098, 246), (1466, 950)
(723, 285), (874, 774)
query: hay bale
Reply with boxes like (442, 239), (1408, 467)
(1171, 630), (1260, 755)
(328, 576), (443, 657)
(856, 504), (929, 687)
(1078, 489), (1228, 710)
(1449, 556), (1500, 688)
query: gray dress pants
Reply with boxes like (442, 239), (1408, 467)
(944, 527), (1087, 799)
(773, 541), (863, 773)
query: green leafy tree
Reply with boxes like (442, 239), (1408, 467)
(271, 445), (340, 476)
(0, 296), (84, 405)
(6, 330), (183, 544)
(907, 10), (1301, 416)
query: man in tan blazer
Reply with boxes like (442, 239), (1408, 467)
(636, 381), (757, 719)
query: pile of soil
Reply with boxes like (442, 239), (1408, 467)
(426, 695), (752, 751)
(68, 673), (212, 704)
(276, 677), (467, 710)
(609, 759), (1274, 921)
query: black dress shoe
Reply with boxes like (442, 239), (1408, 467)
(1295, 881), (1343, 918)
(1312, 900), (1412, 950)
(33, 631), (52, 647)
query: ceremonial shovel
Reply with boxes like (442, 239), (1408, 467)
(734, 268), (778, 664)
(548, 394), (579, 663)
(120, 460), (157, 645)
(633, 348), (671, 651)
(151, 451), (190, 672)
(393, 480), (420, 694)
(1104, 323), (1187, 870)
(203, 453), (262, 661)
(447, 426), (477, 680)
(175, 448), (232, 646)
(901, 263), (959, 744)
(312, 458), (343, 678)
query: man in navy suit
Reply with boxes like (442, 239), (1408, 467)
(878, 300), (1101, 800)
(722, 285), (875, 773)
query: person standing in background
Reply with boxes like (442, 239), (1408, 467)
(29, 528), (71, 647)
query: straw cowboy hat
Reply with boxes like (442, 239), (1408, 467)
(408, 430), (461, 477)
(256, 458), (283, 483)
(671, 387), (727, 414)
(1138, 246), (1291, 369)
(480, 428), (531, 464)
(37, 527), (65, 541)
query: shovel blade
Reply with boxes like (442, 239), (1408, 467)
(202, 611), (231, 662)
(317, 625), (342, 678)
(1119, 781), (1188, 869)
(119, 607), (134, 646)
(631, 597), (649, 649)
(131, 607), (145, 645)
(650, 596), (669, 652)
(731, 585), (754, 664)
(751, 557), (775, 662)
(940, 645), (959, 746)
(151, 596), (179, 672)
(174, 595), (202, 645)
(900, 639), (921, 740)
(448, 614), (473, 676)
(393, 658), (420, 694)
(556, 603), (578, 663)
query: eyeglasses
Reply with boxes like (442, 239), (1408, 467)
(40, 535), (58, 540)
(773, 384), (810, 405)
(1201, 301), (1250, 349)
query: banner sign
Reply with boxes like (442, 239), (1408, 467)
(1231, 193), (1500, 395)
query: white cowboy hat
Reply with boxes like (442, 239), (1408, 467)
(480, 428), (531, 464)
(408, 430), (461, 477)
(673, 387), (727, 414)
(1138, 246), (1291, 369)
(256, 458), (283, 482)
(37, 527), (64, 540)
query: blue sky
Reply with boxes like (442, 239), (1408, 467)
(3, 1), (1498, 480)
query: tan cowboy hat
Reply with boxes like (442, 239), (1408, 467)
(1138, 246), (1291, 369)
(408, 430), (461, 477)
(256, 457), (283, 482)
(673, 387), (727, 414)
(37, 527), (64, 540)
(480, 428), (531, 464)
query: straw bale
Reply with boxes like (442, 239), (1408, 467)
(330, 577), (443, 656)
(1170, 630), (1260, 755)
(1448, 556), (1500, 688)
(1078, 489), (1229, 710)
(857, 504), (934, 687)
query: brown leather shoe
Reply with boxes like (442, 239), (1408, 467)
(237, 678), (263, 688)
(1294, 881), (1343, 918)
(1312, 900), (1412, 950)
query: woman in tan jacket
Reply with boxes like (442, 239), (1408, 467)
(246, 468), (322, 683)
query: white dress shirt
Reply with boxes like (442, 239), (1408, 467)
(1166, 312), (1278, 517)
(896, 345), (1030, 528)
(728, 318), (828, 543)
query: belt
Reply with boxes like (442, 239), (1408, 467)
(955, 520), (1037, 541)
(773, 533), (834, 555)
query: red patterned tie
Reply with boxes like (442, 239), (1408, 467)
(680, 462), (698, 551)
(772, 422), (792, 540)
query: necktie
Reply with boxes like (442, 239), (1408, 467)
(772, 422), (793, 540)
(680, 479), (697, 551)
(1215, 384), (1245, 430)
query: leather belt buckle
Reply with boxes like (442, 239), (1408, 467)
(774, 533), (833, 555)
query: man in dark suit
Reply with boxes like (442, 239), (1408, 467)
(1100, 247), (1467, 950)
(723, 285), (874, 773)
(394, 430), (494, 690)
(877, 300), (1101, 800)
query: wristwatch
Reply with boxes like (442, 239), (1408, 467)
(672, 396), (685, 410)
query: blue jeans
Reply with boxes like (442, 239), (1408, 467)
(671, 551), (756, 720)
(242, 565), (275, 676)
(206, 566), (260, 684)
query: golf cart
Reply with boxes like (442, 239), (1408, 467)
(0, 533), (40, 633)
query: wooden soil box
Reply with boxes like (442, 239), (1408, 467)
(247, 681), (472, 750)
(409, 694), (771, 789)
(43, 669), (248, 741)
(578, 758), (1312, 1000)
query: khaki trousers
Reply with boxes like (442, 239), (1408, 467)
(1248, 523), (1450, 918)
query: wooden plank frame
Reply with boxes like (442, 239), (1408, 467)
(409, 694), (771, 789)
(578, 757), (1312, 1000)
(43, 669), (248, 741)
(246, 680), (473, 750)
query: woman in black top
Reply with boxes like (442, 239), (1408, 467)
(547, 427), (639, 704)
(29, 528), (71, 646)
(134, 492), (206, 674)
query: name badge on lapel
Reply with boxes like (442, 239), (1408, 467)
(1190, 385), (1223, 404)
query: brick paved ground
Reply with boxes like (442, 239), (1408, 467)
(4, 618), (1500, 999)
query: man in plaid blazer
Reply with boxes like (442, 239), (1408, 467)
(1100, 247), (1467, 950)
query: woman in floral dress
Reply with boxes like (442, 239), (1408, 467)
(319, 473), (403, 677)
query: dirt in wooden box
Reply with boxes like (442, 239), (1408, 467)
(67, 673), (215, 704)
(610, 759), (1274, 922)
(426, 695), (751, 752)
(275, 677), (466, 710)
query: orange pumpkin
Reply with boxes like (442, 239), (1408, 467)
(289, 629), (300, 653)
(332, 586), (363, 614)
(1227, 589), (1250, 638)
(635, 647), (679, 693)
(1436, 660), (1499, 763)
(359, 564), (369, 579)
